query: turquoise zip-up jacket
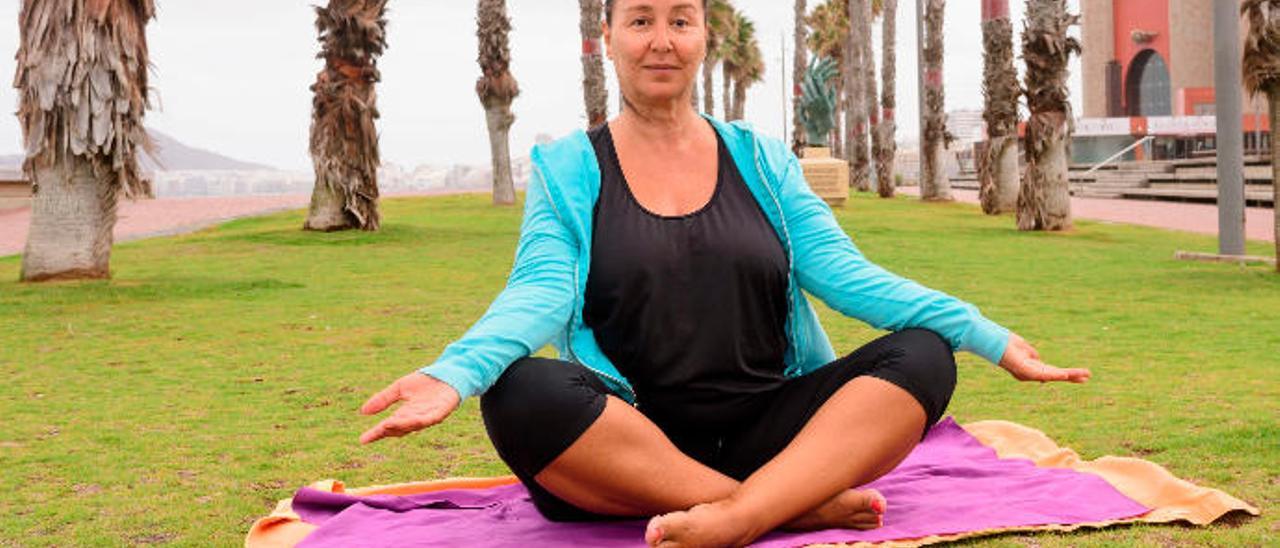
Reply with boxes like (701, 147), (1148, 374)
(420, 114), (1011, 403)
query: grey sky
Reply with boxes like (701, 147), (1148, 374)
(0, 1), (1080, 171)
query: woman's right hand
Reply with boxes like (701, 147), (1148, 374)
(359, 372), (461, 444)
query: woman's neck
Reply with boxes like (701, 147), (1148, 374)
(614, 96), (703, 144)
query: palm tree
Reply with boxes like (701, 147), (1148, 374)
(856, 0), (877, 192)
(580, 0), (608, 127)
(845, 0), (867, 189)
(721, 11), (757, 120)
(793, 0), (809, 155)
(920, 0), (952, 201)
(1016, 0), (1078, 230)
(806, 0), (849, 156)
(476, 0), (520, 206)
(1242, 0), (1280, 271)
(305, 0), (388, 231)
(16, 0), (155, 282)
(704, 0), (737, 117)
(979, 0), (1020, 214)
(730, 25), (765, 120)
(875, 0), (898, 198)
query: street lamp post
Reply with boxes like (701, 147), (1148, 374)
(1214, 0), (1246, 256)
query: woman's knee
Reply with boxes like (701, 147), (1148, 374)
(480, 357), (610, 478)
(891, 328), (956, 389)
(875, 329), (957, 424)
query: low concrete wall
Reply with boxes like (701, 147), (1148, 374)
(0, 180), (32, 211)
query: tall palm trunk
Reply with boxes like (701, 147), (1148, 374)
(858, 0), (877, 192)
(732, 78), (748, 120)
(979, 0), (1020, 214)
(476, 0), (520, 206)
(16, 0), (155, 282)
(579, 0), (608, 127)
(875, 0), (898, 197)
(832, 77), (845, 157)
(1017, 0), (1078, 230)
(920, 0), (952, 201)
(723, 62), (734, 120)
(793, 0), (808, 155)
(306, 0), (387, 231)
(1242, 0), (1280, 271)
(846, 0), (867, 189)
(703, 62), (716, 114)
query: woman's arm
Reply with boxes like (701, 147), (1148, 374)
(359, 165), (579, 443)
(416, 165), (579, 400)
(773, 147), (1088, 382)
(773, 149), (1011, 365)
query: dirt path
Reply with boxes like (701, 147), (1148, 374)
(898, 187), (1274, 243)
(0, 190), (482, 258)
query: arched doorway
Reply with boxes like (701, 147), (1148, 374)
(1125, 49), (1172, 116)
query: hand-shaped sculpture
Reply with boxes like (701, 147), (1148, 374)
(799, 56), (839, 148)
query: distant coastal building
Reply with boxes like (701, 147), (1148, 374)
(1076, 0), (1269, 162)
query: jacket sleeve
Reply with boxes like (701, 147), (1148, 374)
(774, 149), (1011, 365)
(417, 164), (578, 399)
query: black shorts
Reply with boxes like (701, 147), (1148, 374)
(479, 328), (957, 521)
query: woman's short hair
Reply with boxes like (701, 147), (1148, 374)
(604, 0), (709, 26)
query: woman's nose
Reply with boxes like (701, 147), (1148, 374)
(649, 24), (674, 53)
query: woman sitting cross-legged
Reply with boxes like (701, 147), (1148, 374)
(358, 1), (1091, 546)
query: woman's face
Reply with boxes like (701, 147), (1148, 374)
(604, 0), (706, 108)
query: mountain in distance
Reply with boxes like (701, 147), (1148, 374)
(142, 129), (275, 171)
(0, 129), (275, 172)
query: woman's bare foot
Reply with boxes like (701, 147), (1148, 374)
(644, 489), (886, 547)
(645, 501), (753, 548)
(784, 488), (885, 531)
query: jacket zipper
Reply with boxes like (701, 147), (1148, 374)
(534, 162), (637, 402)
(746, 132), (807, 374)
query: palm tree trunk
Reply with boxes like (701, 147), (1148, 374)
(1017, 0), (1077, 230)
(859, 0), (877, 193)
(876, 0), (898, 198)
(921, 0), (952, 201)
(16, 0), (155, 282)
(21, 158), (117, 281)
(475, 0), (519, 206)
(485, 105), (517, 205)
(979, 0), (1020, 214)
(846, 0), (867, 189)
(832, 77), (845, 158)
(792, 0), (808, 155)
(723, 62), (733, 120)
(703, 61), (716, 115)
(579, 0), (608, 127)
(305, 0), (387, 231)
(733, 79), (748, 120)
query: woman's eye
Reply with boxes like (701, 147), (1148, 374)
(630, 18), (649, 28)
(673, 18), (690, 28)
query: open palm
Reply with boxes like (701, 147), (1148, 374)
(999, 333), (1091, 383)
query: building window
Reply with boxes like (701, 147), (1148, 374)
(1125, 49), (1172, 116)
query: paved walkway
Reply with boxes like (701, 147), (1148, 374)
(1, 187), (1272, 258)
(0, 189), (480, 258)
(898, 187), (1274, 243)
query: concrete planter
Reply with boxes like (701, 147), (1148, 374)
(800, 147), (849, 207)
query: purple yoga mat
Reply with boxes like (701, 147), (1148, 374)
(292, 418), (1148, 547)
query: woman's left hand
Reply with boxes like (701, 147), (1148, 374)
(998, 333), (1091, 383)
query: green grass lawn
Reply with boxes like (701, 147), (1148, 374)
(1, 192), (1276, 546)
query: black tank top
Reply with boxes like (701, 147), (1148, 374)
(583, 122), (790, 430)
